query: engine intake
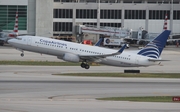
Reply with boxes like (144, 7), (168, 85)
(62, 53), (80, 63)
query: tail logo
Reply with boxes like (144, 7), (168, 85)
(138, 41), (160, 58)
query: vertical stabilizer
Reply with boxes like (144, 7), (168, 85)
(137, 30), (171, 58)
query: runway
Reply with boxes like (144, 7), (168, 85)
(0, 71), (180, 112)
(0, 74), (180, 98)
(0, 46), (180, 111)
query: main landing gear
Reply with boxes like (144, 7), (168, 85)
(81, 62), (90, 69)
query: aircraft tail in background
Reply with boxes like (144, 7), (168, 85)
(163, 14), (168, 31)
(8, 12), (18, 37)
(13, 11), (18, 34)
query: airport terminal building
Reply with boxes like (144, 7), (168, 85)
(0, 0), (180, 38)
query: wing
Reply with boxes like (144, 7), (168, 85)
(79, 44), (126, 62)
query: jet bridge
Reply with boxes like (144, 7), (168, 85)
(76, 24), (130, 38)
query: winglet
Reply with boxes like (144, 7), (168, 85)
(94, 38), (103, 46)
(118, 44), (126, 53)
(112, 44), (126, 55)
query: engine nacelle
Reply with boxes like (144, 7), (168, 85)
(62, 53), (80, 63)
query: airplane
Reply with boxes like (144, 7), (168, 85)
(0, 12), (19, 46)
(8, 30), (171, 69)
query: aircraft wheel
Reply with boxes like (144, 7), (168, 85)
(81, 63), (85, 68)
(21, 53), (24, 57)
(85, 64), (90, 69)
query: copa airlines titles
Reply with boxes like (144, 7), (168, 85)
(40, 39), (67, 46)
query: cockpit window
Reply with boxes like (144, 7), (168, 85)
(17, 37), (22, 40)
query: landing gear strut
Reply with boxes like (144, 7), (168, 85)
(81, 62), (90, 69)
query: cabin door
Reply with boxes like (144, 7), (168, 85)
(27, 37), (32, 45)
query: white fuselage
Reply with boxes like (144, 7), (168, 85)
(8, 36), (159, 67)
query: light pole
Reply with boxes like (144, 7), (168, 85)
(96, 0), (100, 40)
(170, 0), (173, 34)
(97, 0), (100, 28)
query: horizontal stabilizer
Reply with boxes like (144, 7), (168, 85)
(148, 58), (170, 61)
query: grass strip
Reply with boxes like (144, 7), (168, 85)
(53, 73), (180, 78)
(96, 96), (180, 103)
(0, 61), (81, 66)
(0, 61), (100, 66)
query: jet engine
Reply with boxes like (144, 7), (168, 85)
(62, 53), (80, 63)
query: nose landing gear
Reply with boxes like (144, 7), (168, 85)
(16, 48), (24, 57)
(21, 53), (24, 57)
(20, 51), (24, 57)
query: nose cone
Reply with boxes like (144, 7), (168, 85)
(7, 38), (16, 45)
(7, 38), (13, 44)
